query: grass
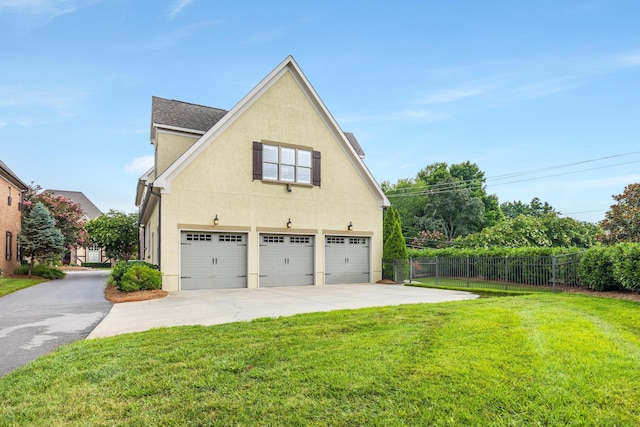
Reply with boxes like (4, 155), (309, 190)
(0, 277), (46, 297)
(1, 293), (640, 425)
(412, 276), (556, 293)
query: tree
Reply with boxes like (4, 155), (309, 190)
(85, 210), (139, 262)
(420, 176), (485, 241)
(19, 202), (65, 275)
(23, 183), (88, 249)
(501, 197), (557, 219)
(383, 162), (505, 240)
(383, 207), (408, 279)
(599, 183), (640, 243)
(461, 213), (600, 248)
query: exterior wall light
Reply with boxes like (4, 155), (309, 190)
(348, 221), (353, 231)
(214, 214), (219, 225)
(287, 218), (292, 228)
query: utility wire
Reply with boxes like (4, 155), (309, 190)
(386, 158), (640, 198)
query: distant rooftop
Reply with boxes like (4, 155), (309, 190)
(45, 190), (102, 219)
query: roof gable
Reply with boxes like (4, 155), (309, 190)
(151, 96), (227, 134)
(44, 190), (102, 219)
(0, 160), (28, 191)
(152, 56), (389, 207)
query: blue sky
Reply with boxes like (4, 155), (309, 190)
(1, 0), (639, 224)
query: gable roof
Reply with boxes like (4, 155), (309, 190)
(0, 160), (28, 191)
(152, 56), (389, 208)
(151, 97), (227, 140)
(152, 97), (367, 159)
(44, 190), (103, 219)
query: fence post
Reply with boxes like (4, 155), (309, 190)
(409, 257), (413, 283)
(466, 256), (470, 287)
(435, 256), (439, 285)
(552, 255), (557, 292)
(505, 256), (509, 290)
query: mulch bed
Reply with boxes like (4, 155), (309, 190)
(563, 287), (640, 302)
(104, 286), (169, 303)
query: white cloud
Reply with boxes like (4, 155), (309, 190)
(422, 87), (486, 104)
(166, 0), (193, 19)
(0, 0), (101, 20)
(125, 156), (154, 174)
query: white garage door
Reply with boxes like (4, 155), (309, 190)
(325, 236), (370, 284)
(181, 232), (247, 290)
(259, 234), (314, 287)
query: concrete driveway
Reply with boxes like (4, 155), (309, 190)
(0, 270), (112, 377)
(89, 284), (477, 338)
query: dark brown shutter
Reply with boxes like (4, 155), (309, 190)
(312, 150), (321, 186)
(253, 141), (263, 180)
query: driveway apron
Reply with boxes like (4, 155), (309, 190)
(0, 270), (112, 377)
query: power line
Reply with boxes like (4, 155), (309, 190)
(386, 156), (640, 198)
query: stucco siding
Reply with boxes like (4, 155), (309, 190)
(155, 132), (199, 179)
(154, 69), (383, 291)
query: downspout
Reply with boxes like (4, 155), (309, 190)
(149, 186), (161, 270)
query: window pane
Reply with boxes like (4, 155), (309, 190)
(298, 150), (311, 167)
(264, 163), (278, 180)
(280, 164), (295, 182)
(297, 167), (311, 184)
(281, 147), (295, 165)
(263, 145), (278, 163)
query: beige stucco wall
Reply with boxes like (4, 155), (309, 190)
(0, 178), (23, 276)
(154, 70), (384, 291)
(155, 132), (198, 178)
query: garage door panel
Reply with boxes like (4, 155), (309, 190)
(259, 235), (314, 287)
(325, 236), (370, 284)
(181, 232), (247, 290)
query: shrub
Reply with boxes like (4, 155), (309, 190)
(612, 243), (640, 292)
(577, 246), (619, 291)
(14, 264), (66, 280)
(120, 265), (162, 292)
(110, 261), (158, 287)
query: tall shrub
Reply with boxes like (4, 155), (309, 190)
(612, 243), (640, 292)
(577, 246), (619, 291)
(383, 207), (408, 279)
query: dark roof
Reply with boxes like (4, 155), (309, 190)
(344, 132), (365, 158)
(151, 97), (366, 157)
(152, 96), (228, 133)
(0, 159), (28, 190)
(44, 190), (102, 219)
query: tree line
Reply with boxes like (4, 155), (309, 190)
(18, 184), (139, 274)
(382, 161), (638, 252)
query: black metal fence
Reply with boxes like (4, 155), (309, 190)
(383, 253), (584, 292)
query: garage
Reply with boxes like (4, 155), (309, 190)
(325, 236), (370, 284)
(180, 232), (247, 290)
(259, 234), (314, 287)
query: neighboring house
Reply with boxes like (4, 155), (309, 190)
(136, 56), (390, 291)
(0, 160), (28, 276)
(44, 190), (108, 265)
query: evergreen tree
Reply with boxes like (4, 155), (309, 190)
(19, 202), (65, 275)
(383, 207), (408, 280)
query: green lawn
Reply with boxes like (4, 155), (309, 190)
(1, 293), (639, 426)
(0, 277), (46, 297)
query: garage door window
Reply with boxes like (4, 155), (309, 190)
(186, 233), (212, 241)
(219, 235), (243, 242)
(263, 235), (284, 243)
(290, 236), (310, 244)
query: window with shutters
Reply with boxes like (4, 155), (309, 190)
(253, 142), (320, 186)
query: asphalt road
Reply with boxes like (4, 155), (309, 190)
(0, 270), (112, 377)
